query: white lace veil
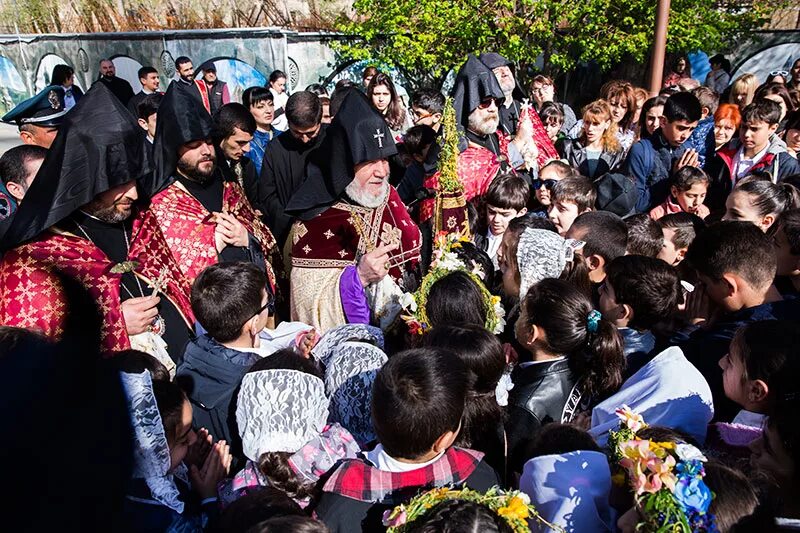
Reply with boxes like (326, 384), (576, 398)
(517, 228), (584, 299)
(236, 369), (329, 461)
(120, 370), (188, 514)
(312, 324), (385, 367)
(324, 340), (388, 445)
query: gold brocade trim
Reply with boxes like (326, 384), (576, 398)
(439, 195), (467, 209)
(292, 257), (356, 269)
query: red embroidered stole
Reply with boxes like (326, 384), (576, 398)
(195, 80), (211, 113)
(291, 188), (421, 282)
(0, 209), (194, 353)
(518, 104), (560, 168)
(149, 180), (280, 290)
(419, 133), (510, 222)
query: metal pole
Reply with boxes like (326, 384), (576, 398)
(648, 0), (671, 96)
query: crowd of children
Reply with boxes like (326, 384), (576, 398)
(6, 54), (800, 533)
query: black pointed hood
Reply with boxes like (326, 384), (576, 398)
(451, 54), (505, 131)
(478, 52), (527, 101)
(2, 82), (152, 250)
(285, 89), (397, 220)
(148, 80), (213, 196)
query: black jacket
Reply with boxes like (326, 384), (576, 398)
(505, 358), (582, 474)
(175, 334), (259, 461)
(557, 138), (625, 179)
(94, 76), (135, 106)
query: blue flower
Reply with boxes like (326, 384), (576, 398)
(676, 459), (704, 479)
(674, 476), (713, 514)
(688, 510), (719, 533)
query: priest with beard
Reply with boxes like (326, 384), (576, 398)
(480, 52), (559, 167)
(479, 52), (529, 137)
(419, 54), (530, 223)
(0, 83), (194, 368)
(285, 91), (421, 333)
(147, 82), (281, 305)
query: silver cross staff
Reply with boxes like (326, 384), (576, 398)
(148, 266), (170, 297)
(374, 128), (385, 148)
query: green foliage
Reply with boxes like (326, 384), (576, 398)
(337, 0), (782, 87)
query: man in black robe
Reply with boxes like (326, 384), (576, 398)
(148, 82), (282, 310)
(258, 91), (326, 246)
(94, 59), (135, 107)
(212, 102), (263, 214)
(0, 83), (193, 364)
(479, 52), (528, 138)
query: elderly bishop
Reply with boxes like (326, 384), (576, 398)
(285, 90), (421, 332)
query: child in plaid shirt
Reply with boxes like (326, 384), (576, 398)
(314, 348), (500, 532)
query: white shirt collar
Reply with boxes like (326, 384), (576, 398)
(364, 444), (444, 473)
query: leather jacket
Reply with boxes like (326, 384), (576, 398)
(557, 137), (625, 179)
(505, 358), (583, 473)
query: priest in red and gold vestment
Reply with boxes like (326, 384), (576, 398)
(0, 84), (194, 364)
(146, 82), (283, 306)
(419, 54), (557, 223)
(285, 90), (421, 332)
(418, 55), (517, 222)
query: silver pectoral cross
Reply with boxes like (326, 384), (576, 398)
(374, 128), (385, 148)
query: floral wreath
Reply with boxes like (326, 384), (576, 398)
(400, 231), (505, 335)
(609, 406), (719, 533)
(381, 486), (564, 532)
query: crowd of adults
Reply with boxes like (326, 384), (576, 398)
(1, 49), (800, 532)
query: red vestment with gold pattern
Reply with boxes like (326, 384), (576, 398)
(0, 209), (194, 353)
(148, 180), (283, 292)
(291, 187), (421, 285)
(418, 132), (510, 223)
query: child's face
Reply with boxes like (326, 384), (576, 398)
(644, 105), (663, 135)
(168, 399), (197, 472)
(719, 343), (749, 408)
(659, 117), (698, 147)
(486, 204), (524, 236)
(749, 420), (796, 488)
(607, 97), (627, 125)
(548, 200), (584, 235)
(544, 118), (562, 141)
(773, 224), (800, 276)
(740, 120), (778, 154)
(250, 100), (275, 129)
(657, 228), (685, 266)
(723, 190), (774, 232)
(534, 166), (562, 206)
(672, 182), (707, 214)
(598, 279), (627, 327)
(582, 117), (610, 144)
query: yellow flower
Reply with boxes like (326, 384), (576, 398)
(648, 441), (676, 458)
(497, 496), (529, 520)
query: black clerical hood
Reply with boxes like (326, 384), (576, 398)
(1, 82), (152, 250)
(285, 90), (397, 220)
(478, 52), (527, 102)
(148, 80), (213, 195)
(451, 54), (505, 131)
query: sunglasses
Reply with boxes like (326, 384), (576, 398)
(770, 70), (789, 78)
(532, 178), (558, 190)
(477, 98), (499, 109)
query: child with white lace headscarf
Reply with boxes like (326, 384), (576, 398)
(499, 227), (588, 301)
(219, 349), (360, 508)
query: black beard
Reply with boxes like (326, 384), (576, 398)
(82, 201), (132, 223)
(177, 158), (216, 185)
